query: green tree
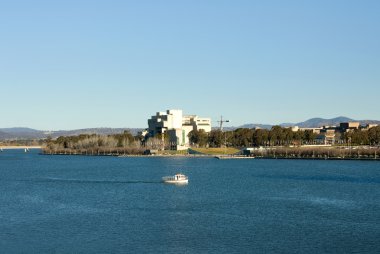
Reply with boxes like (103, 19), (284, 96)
(208, 130), (223, 148)
(269, 126), (283, 146)
(303, 130), (316, 144)
(351, 129), (369, 145)
(188, 129), (208, 147)
(283, 128), (293, 146)
(232, 128), (253, 147)
(292, 130), (303, 145)
(368, 126), (380, 145)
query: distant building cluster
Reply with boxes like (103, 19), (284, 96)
(143, 109), (211, 150)
(291, 122), (378, 145)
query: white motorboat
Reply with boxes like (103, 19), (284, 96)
(162, 173), (188, 184)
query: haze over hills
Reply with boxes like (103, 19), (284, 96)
(1, 117), (379, 140)
(235, 117), (380, 129)
(282, 117), (356, 128)
(0, 128), (143, 140)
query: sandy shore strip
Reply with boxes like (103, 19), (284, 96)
(0, 146), (42, 150)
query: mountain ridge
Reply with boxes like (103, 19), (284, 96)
(1, 117), (379, 140)
(239, 117), (379, 129)
(0, 128), (143, 140)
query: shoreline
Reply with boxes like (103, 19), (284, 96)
(0, 146), (42, 150)
(254, 157), (380, 161)
(39, 152), (380, 161)
(40, 153), (214, 158)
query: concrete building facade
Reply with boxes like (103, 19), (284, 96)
(340, 122), (360, 132)
(147, 109), (211, 150)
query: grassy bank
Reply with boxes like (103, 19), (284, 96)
(190, 147), (240, 155)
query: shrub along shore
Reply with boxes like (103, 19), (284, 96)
(42, 146), (380, 160)
(41, 128), (380, 160)
(247, 146), (380, 160)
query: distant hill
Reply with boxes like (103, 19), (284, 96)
(49, 128), (142, 137)
(236, 116), (380, 130)
(1, 116), (379, 140)
(236, 124), (273, 130)
(290, 117), (380, 128)
(0, 127), (143, 140)
(286, 117), (355, 128)
(0, 130), (13, 139)
(0, 128), (46, 139)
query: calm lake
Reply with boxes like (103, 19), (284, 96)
(1, 149), (380, 253)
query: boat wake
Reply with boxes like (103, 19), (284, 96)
(18, 178), (162, 184)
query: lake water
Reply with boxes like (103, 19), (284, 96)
(1, 149), (380, 253)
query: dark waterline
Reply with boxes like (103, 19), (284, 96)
(1, 149), (380, 253)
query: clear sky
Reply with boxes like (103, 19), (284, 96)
(1, 0), (379, 130)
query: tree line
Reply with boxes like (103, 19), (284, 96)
(43, 126), (380, 155)
(189, 127), (316, 148)
(249, 146), (380, 160)
(343, 127), (380, 145)
(44, 131), (165, 154)
(189, 126), (380, 148)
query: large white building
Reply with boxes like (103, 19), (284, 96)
(147, 109), (211, 150)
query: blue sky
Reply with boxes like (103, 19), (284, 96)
(1, 0), (379, 130)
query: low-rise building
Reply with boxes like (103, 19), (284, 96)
(316, 127), (337, 145)
(291, 122), (376, 145)
(340, 122), (360, 132)
(292, 126), (322, 134)
(182, 115), (212, 133)
(361, 124), (378, 131)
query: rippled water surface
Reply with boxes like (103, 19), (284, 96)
(1, 150), (380, 253)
